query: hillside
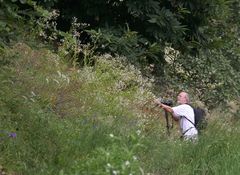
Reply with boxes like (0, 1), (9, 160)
(0, 41), (240, 175)
(1, 0), (240, 174)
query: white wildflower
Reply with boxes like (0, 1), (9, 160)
(53, 79), (60, 84)
(125, 160), (130, 166)
(109, 134), (114, 138)
(57, 70), (62, 77)
(31, 91), (36, 96)
(30, 98), (35, 102)
(136, 130), (141, 136)
(133, 156), (137, 161)
(66, 77), (70, 84)
(113, 170), (118, 175)
(22, 96), (28, 100)
(104, 54), (112, 59)
(61, 73), (67, 79)
(139, 167), (144, 174)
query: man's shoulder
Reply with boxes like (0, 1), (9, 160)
(175, 104), (192, 109)
(173, 104), (189, 111)
(182, 104), (194, 109)
(173, 104), (194, 113)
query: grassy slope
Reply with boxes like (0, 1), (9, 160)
(0, 42), (240, 175)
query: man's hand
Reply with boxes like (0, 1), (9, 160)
(154, 98), (173, 112)
(154, 98), (178, 121)
(154, 98), (161, 105)
(154, 98), (164, 108)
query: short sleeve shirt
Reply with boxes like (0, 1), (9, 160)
(172, 104), (198, 136)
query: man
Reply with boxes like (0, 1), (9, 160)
(154, 91), (198, 141)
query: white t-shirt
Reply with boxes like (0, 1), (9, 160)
(172, 104), (198, 137)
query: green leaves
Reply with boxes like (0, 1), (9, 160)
(87, 26), (151, 64)
(147, 7), (187, 41)
(10, 0), (26, 3)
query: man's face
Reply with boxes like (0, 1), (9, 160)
(177, 92), (187, 104)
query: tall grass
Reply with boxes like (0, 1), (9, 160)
(1, 43), (240, 175)
(0, 43), (155, 174)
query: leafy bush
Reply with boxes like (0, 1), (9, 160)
(163, 48), (240, 109)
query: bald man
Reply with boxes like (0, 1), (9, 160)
(155, 91), (198, 141)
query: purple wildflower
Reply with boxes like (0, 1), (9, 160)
(9, 132), (17, 138)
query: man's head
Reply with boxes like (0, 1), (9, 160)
(177, 91), (190, 104)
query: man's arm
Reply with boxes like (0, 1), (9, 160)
(154, 99), (179, 121)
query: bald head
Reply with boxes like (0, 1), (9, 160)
(177, 91), (190, 104)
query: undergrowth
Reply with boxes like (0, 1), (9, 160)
(0, 42), (240, 175)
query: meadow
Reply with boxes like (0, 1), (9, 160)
(1, 42), (240, 175)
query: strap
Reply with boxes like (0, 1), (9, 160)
(180, 115), (197, 136)
(181, 115), (195, 127)
(182, 127), (194, 136)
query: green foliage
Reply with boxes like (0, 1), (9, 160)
(87, 26), (155, 65)
(164, 49), (240, 108)
(160, 0), (240, 108)
(35, 0), (58, 9)
(0, 0), (54, 47)
(1, 35), (240, 175)
(139, 115), (240, 175)
(147, 7), (187, 42)
(0, 0), (22, 45)
(1, 0), (240, 174)
(50, 0), (229, 66)
(72, 133), (144, 174)
(57, 18), (96, 67)
(171, 119), (240, 175)
(2, 0), (239, 109)
(0, 42), (157, 174)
